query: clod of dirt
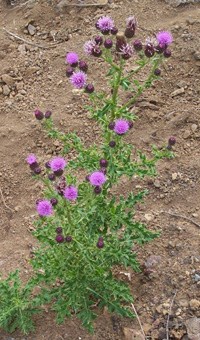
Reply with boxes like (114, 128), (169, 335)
(185, 317), (200, 340)
(165, 0), (200, 7)
(123, 327), (144, 340)
(189, 299), (200, 311)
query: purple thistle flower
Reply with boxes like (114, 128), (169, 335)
(84, 40), (97, 56)
(66, 66), (74, 77)
(85, 84), (94, 94)
(34, 109), (44, 120)
(96, 16), (115, 33)
(89, 171), (106, 186)
(37, 200), (53, 217)
(79, 60), (88, 72)
(94, 36), (103, 45)
(70, 71), (87, 89)
(94, 186), (102, 194)
(64, 186), (78, 201)
(50, 157), (67, 175)
(114, 119), (129, 135)
(156, 31), (173, 48)
(120, 43), (134, 60)
(66, 52), (79, 66)
(56, 227), (63, 234)
(55, 234), (64, 243)
(125, 16), (137, 38)
(27, 154), (37, 165)
(45, 110), (52, 119)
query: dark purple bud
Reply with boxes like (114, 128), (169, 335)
(168, 136), (176, 146)
(104, 39), (113, 49)
(155, 44), (164, 54)
(66, 66), (74, 77)
(101, 29), (110, 35)
(144, 45), (155, 58)
(85, 84), (94, 94)
(34, 167), (42, 175)
(100, 159), (108, 167)
(30, 162), (38, 170)
(92, 46), (102, 57)
(154, 68), (161, 76)
(85, 175), (90, 182)
(94, 186), (102, 194)
(95, 21), (100, 30)
(111, 27), (118, 35)
(50, 198), (58, 206)
(133, 39), (143, 51)
(97, 239), (104, 248)
(98, 236), (103, 242)
(128, 121), (134, 129)
(55, 234), (64, 243)
(56, 227), (63, 234)
(45, 161), (51, 169)
(45, 110), (52, 119)
(94, 36), (103, 45)
(79, 60), (88, 72)
(109, 140), (116, 148)
(164, 49), (171, 58)
(54, 169), (64, 177)
(48, 173), (55, 181)
(34, 109), (44, 120)
(125, 27), (135, 39)
(108, 122), (115, 130)
(66, 235), (72, 242)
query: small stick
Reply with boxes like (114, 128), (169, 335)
(166, 291), (177, 340)
(0, 187), (14, 213)
(131, 303), (146, 340)
(2, 28), (57, 49)
(161, 210), (200, 228)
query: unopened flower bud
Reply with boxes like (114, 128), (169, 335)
(97, 237), (104, 248)
(85, 84), (94, 94)
(94, 186), (102, 194)
(50, 198), (58, 206)
(34, 167), (42, 175)
(154, 68), (161, 76)
(55, 234), (64, 243)
(94, 36), (103, 45)
(111, 27), (118, 35)
(48, 173), (55, 181)
(56, 227), (63, 234)
(66, 235), (72, 242)
(100, 159), (108, 167)
(168, 136), (176, 146)
(45, 110), (52, 119)
(133, 39), (143, 51)
(79, 60), (88, 72)
(104, 39), (113, 49)
(66, 66), (74, 77)
(164, 49), (171, 58)
(144, 44), (155, 58)
(34, 109), (44, 120)
(108, 122), (115, 130)
(109, 141), (116, 148)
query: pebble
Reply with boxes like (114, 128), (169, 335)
(27, 24), (36, 36)
(3, 84), (10, 96)
(18, 44), (27, 54)
(189, 299), (200, 310)
(191, 124), (198, 132)
(1, 74), (15, 86)
(171, 87), (185, 97)
(183, 130), (192, 139)
(123, 327), (144, 340)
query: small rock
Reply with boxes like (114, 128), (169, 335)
(183, 130), (192, 139)
(154, 179), (161, 188)
(189, 299), (200, 311)
(172, 173), (178, 181)
(16, 82), (24, 91)
(191, 124), (198, 132)
(1, 74), (15, 86)
(144, 213), (154, 221)
(18, 44), (27, 54)
(28, 24), (36, 36)
(3, 85), (10, 96)
(185, 317), (200, 340)
(193, 274), (200, 283)
(171, 88), (185, 97)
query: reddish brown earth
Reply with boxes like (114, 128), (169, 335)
(0, 0), (200, 339)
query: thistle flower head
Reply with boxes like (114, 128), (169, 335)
(126, 16), (137, 29)
(114, 119), (129, 135)
(66, 52), (79, 66)
(70, 71), (87, 89)
(156, 31), (173, 48)
(120, 43), (134, 59)
(37, 200), (53, 217)
(64, 186), (78, 201)
(89, 171), (106, 186)
(26, 154), (37, 165)
(96, 16), (115, 33)
(50, 157), (67, 172)
(83, 40), (97, 55)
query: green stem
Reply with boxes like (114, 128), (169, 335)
(111, 57), (124, 120)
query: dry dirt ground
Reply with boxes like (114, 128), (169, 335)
(0, 0), (200, 339)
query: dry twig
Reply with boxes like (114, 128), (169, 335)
(131, 303), (146, 340)
(2, 28), (58, 49)
(0, 186), (14, 213)
(160, 210), (200, 228)
(166, 291), (177, 340)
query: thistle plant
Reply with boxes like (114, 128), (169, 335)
(0, 15), (175, 334)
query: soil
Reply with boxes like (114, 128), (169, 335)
(0, 0), (200, 339)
